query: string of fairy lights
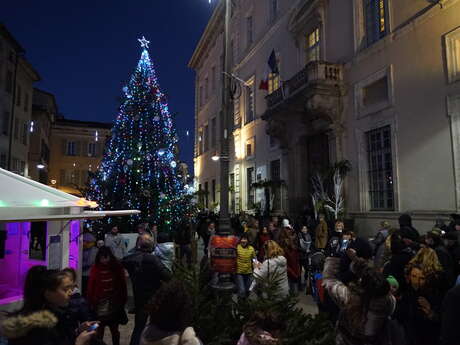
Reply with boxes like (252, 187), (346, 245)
(88, 37), (187, 231)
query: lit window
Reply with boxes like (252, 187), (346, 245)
(268, 73), (280, 94)
(364, 0), (388, 46)
(306, 28), (320, 63)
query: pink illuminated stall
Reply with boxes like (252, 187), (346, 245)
(0, 168), (139, 312)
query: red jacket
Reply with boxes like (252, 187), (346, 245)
(283, 248), (300, 280)
(87, 261), (127, 308)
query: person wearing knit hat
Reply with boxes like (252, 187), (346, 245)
(386, 275), (399, 294)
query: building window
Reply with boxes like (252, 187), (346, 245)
(21, 122), (27, 145)
(268, 72), (280, 94)
(66, 141), (76, 156)
(197, 128), (203, 155)
(270, 159), (281, 210)
(269, 0), (278, 22)
(247, 167), (255, 209)
(247, 16), (254, 47)
(204, 124), (209, 152)
(16, 85), (21, 106)
(246, 137), (255, 158)
(5, 70), (13, 94)
(88, 142), (96, 157)
(1, 112), (9, 135)
(362, 76), (388, 107)
(24, 93), (29, 112)
(212, 179), (216, 203)
(211, 117), (217, 148)
(306, 28), (320, 63)
(14, 118), (19, 140)
(269, 135), (277, 148)
(445, 27), (460, 83)
(245, 80), (255, 124)
(366, 125), (394, 210)
(205, 77), (209, 101)
(364, 0), (388, 46)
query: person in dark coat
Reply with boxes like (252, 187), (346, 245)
(383, 231), (414, 293)
(444, 231), (460, 278)
(398, 214), (420, 247)
(175, 221), (193, 268)
(439, 284), (460, 345)
(0, 266), (96, 345)
(122, 234), (172, 345)
(395, 263), (443, 345)
(61, 268), (92, 332)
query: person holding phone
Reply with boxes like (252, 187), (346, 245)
(1, 266), (97, 345)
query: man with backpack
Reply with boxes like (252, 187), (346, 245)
(122, 234), (171, 345)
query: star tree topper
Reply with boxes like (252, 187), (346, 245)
(138, 36), (150, 49)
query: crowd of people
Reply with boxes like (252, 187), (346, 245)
(195, 211), (460, 345)
(0, 223), (199, 345)
(2, 212), (460, 345)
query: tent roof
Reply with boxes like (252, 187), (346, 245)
(0, 168), (94, 210)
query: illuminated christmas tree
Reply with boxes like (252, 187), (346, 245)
(88, 37), (186, 232)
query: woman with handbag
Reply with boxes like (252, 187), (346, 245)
(87, 246), (128, 345)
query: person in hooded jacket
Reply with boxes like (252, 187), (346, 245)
(1, 266), (97, 345)
(253, 241), (289, 298)
(323, 249), (396, 345)
(154, 232), (175, 273)
(278, 226), (300, 294)
(140, 280), (202, 345)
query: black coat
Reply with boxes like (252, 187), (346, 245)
(382, 249), (413, 292)
(395, 284), (443, 345)
(1, 309), (75, 345)
(440, 284), (460, 345)
(122, 250), (171, 308)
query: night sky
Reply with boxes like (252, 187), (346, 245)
(2, 1), (215, 170)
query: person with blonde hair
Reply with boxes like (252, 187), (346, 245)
(395, 247), (444, 345)
(253, 240), (289, 298)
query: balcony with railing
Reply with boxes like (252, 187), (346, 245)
(265, 61), (343, 113)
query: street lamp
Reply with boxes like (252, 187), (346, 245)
(36, 164), (45, 169)
(206, 0), (236, 293)
(207, 0), (232, 235)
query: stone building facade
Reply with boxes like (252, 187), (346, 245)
(48, 117), (111, 196)
(0, 24), (40, 177)
(194, 0), (460, 234)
